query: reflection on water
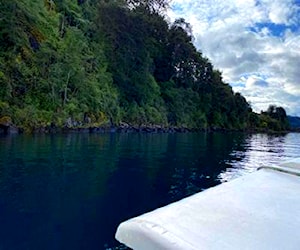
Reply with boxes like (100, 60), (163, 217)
(218, 133), (300, 182)
(0, 132), (299, 249)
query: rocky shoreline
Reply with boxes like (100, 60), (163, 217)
(1, 120), (294, 135)
(0, 122), (243, 135)
(0, 125), (198, 135)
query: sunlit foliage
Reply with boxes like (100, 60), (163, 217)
(0, 0), (289, 131)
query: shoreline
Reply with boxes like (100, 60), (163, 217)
(0, 123), (296, 135)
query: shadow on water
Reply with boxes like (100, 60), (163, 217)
(0, 132), (299, 249)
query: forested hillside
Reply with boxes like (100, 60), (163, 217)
(0, 0), (289, 132)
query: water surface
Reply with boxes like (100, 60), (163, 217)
(0, 132), (299, 249)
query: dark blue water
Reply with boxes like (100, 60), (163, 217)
(0, 132), (299, 249)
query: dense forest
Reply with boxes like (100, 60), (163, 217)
(0, 0), (290, 132)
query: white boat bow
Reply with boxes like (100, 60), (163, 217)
(115, 158), (300, 249)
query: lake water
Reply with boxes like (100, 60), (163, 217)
(0, 132), (299, 249)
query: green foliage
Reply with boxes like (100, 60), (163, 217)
(0, 0), (119, 130)
(257, 105), (290, 131)
(13, 105), (52, 132)
(1, 0), (287, 132)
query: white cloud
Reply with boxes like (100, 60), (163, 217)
(167, 0), (300, 116)
(246, 76), (269, 88)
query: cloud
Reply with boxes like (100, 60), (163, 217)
(246, 76), (269, 88)
(167, 0), (300, 116)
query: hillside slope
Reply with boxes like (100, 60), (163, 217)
(0, 0), (289, 132)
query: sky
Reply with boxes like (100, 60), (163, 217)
(167, 0), (300, 116)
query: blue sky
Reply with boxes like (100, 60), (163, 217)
(167, 0), (300, 116)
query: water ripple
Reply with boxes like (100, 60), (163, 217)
(218, 133), (300, 183)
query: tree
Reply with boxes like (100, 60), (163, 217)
(259, 105), (289, 131)
(1, 0), (259, 131)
